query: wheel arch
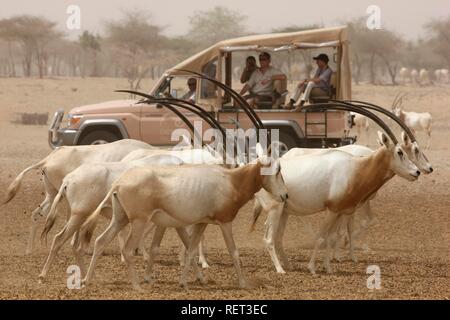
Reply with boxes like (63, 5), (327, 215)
(75, 119), (129, 145)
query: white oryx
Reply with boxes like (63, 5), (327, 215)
(80, 145), (288, 290)
(38, 147), (224, 281)
(434, 69), (449, 84)
(264, 131), (433, 259)
(253, 131), (420, 275)
(392, 97), (432, 149)
(399, 67), (410, 85)
(3, 139), (154, 254)
(411, 69), (419, 85)
(419, 69), (430, 86)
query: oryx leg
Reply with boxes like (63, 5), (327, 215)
(180, 223), (207, 289)
(27, 174), (57, 255)
(308, 210), (339, 275)
(38, 214), (85, 281)
(220, 222), (249, 288)
(263, 202), (286, 273)
(122, 218), (147, 291)
(82, 195), (129, 287)
(198, 235), (209, 268)
(346, 214), (357, 262)
(144, 225), (167, 283)
(179, 226), (209, 268)
(323, 213), (342, 274)
(173, 227), (205, 281)
(274, 210), (290, 270)
(71, 230), (87, 277)
(140, 222), (156, 262)
(350, 201), (376, 252)
(426, 127), (431, 149)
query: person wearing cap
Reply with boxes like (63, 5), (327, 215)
(181, 77), (197, 103)
(239, 52), (286, 108)
(286, 53), (333, 109)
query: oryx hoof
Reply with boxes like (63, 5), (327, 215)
(143, 274), (153, 284)
(307, 263), (316, 276)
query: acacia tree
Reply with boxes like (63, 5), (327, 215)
(347, 18), (405, 85)
(187, 6), (247, 48)
(105, 10), (165, 90)
(0, 15), (60, 78)
(79, 31), (102, 77)
(425, 16), (450, 68)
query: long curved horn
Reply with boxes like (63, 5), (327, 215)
(115, 90), (223, 134)
(392, 92), (402, 109)
(303, 102), (398, 144)
(337, 99), (416, 142)
(156, 98), (226, 138)
(156, 102), (198, 145)
(116, 90), (228, 157)
(174, 69), (264, 130)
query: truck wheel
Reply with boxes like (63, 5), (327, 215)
(79, 130), (119, 145)
(276, 132), (297, 156)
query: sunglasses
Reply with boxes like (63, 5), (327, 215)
(259, 57), (268, 61)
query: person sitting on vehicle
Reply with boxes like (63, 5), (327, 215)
(181, 77), (197, 103)
(240, 56), (258, 84)
(239, 52), (287, 108)
(286, 53), (332, 109)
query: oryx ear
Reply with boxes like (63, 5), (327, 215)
(401, 131), (410, 145)
(377, 131), (390, 148)
(255, 142), (265, 158)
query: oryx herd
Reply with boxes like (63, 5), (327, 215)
(3, 73), (433, 291)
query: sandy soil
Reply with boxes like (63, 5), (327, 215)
(0, 77), (448, 299)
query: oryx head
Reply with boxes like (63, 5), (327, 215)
(255, 143), (288, 202)
(377, 131), (420, 181)
(400, 131), (433, 174)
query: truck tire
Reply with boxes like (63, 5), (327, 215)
(79, 130), (119, 145)
(276, 131), (297, 156)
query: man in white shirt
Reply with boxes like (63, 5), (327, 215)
(239, 52), (286, 108)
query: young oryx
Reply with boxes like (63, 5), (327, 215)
(3, 139), (154, 254)
(38, 146), (224, 281)
(392, 98), (432, 149)
(38, 154), (183, 281)
(80, 145), (288, 290)
(253, 131), (419, 275)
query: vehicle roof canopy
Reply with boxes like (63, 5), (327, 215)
(166, 26), (351, 99)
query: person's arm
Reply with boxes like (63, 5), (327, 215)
(272, 74), (287, 81)
(240, 67), (249, 84)
(311, 68), (332, 86)
(270, 68), (287, 81)
(240, 72), (256, 95)
(240, 84), (250, 95)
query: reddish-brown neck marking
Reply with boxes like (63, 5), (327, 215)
(327, 147), (394, 213)
(213, 162), (264, 223)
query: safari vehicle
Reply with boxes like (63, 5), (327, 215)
(49, 26), (356, 151)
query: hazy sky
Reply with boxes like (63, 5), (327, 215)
(1, 0), (449, 40)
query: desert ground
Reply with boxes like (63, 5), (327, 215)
(0, 77), (449, 299)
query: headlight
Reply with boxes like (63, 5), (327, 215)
(67, 114), (83, 127)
